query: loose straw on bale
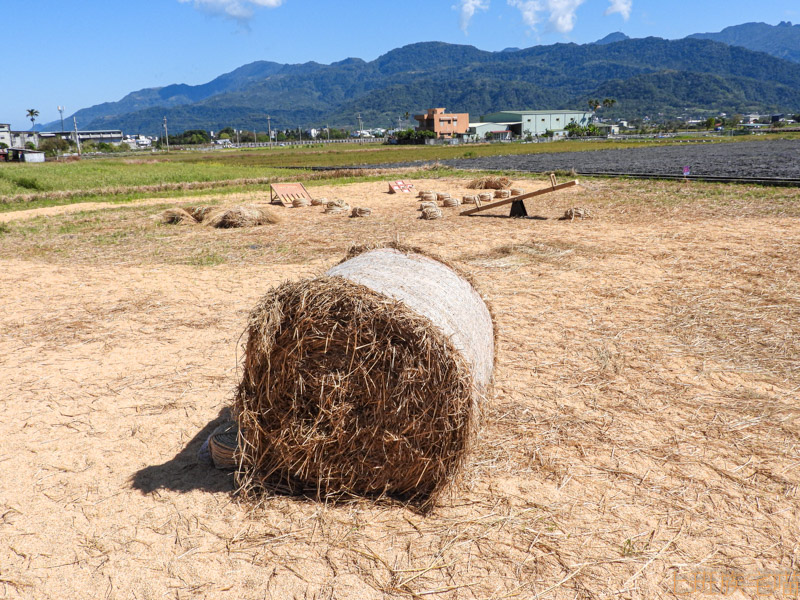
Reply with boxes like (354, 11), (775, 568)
(466, 176), (511, 190)
(324, 199), (351, 215)
(234, 244), (495, 509)
(350, 207), (371, 218)
(204, 206), (281, 229)
(160, 208), (198, 225)
(421, 206), (443, 220)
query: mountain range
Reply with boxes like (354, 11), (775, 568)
(46, 22), (800, 135)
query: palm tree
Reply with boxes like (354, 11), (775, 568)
(588, 99), (601, 112)
(602, 98), (617, 110)
(27, 109), (40, 131)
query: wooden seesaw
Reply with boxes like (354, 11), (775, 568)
(460, 174), (579, 217)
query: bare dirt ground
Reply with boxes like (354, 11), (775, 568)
(1, 177), (799, 599)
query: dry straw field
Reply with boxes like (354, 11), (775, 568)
(0, 175), (799, 599)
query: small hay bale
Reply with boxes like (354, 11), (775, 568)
(478, 192), (493, 203)
(494, 189), (512, 199)
(311, 197), (327, 206)
(350, 207), (371, 218)
(462, 195), (478, 205)
(324, 199), (351, 215)
(418, 189), (435, 198)
(442, 196), (461, 208)
(292, 197), (311, 208)
(510, 188), (525, 196)
(419, 201), (438, 211)
(419, 192), (437, 202)
(421, 206), (443, 220)
(560, 207), (593, 221)
(234, 245), (494, 508)
(466, 176), (511, 190)
(437, 192), (451, 202)
(204, 205), (281, 229)
(160, 208), (198, 226)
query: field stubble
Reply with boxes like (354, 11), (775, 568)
(0, 176), (798, 599)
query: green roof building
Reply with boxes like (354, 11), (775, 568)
(481, 110), (593, 137)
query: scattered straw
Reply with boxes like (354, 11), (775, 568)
(204, 205), (281, 228)
(350, 207), (371, 218)
(159, 208), (198, 226)
(466, 176), (511, 190)
(324, 199), (351, 215)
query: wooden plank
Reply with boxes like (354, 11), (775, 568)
(270, 182), (313, 206)
(460, 180), (579, 216)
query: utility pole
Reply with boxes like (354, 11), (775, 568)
(357, 113), (364, 143)
(163, 116), (169, 152)
(73, 116), (82, 155)
(327, 124), (330, 141)
(253, 129), (257, 146)
(58, 106), (65, 133)
(267, 115), (272, 148)
(236, 129), (240, 146)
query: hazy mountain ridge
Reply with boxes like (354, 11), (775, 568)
(689, 21), (800, 63)
(50, 27), (800, 135)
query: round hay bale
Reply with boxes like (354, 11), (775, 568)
(419, 192), (437, 202)
(418, 201), (438, 211)
(160, 208), (199, 225)
(234, 246), (494, 508)
(292, 197), (311, 208)
(510, 188), (525, 196)
(437, 192), (451, 202)
(204, 206), (281, 229)
(494, 189), (512, 199)
(418, 189), (435, 198)
(420, 206), (443, 220)
(350, 207), (371, 218)
(462, 195), (478, 205)
(323, 199), (351, 215)
(442, 196), (461, 208)
(560, 207), (593, 220)
(478, 192), (493, 203)
(311, 197), (327, 206)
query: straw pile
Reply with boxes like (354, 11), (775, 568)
(350, 207), (371, 218)
(234, 245), (494, 508)
(442, 196), (461, 208)
(323, 199), (351, 215)
(494, 189), (512, 199)
(311, 197), (327, 206)
(292, 197), (311, 208)
(560, 207), (593, 220)
(186, 205), (215, 222)
(421, 206), (443, 220)
(462, 195), (478, 205)
(204, 206), (281, 229)
(466, 176), (511, 190)
(478, 192), (493, 203)
(160, 208), (198, 225)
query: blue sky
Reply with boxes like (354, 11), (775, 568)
(4, 0), (798, 129)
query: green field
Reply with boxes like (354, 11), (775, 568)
(1, 134), (790, 211)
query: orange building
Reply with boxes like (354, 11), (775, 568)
(413, 108), (469, 139)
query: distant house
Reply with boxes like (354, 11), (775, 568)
(414, 108), (469, 139)
(480, 110), (593, 137)
(0, 123), (11, 148)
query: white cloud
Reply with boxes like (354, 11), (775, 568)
(458, 0), (490, 33)
(605, 0), (632, 19)
(506, 0), (631, 34)
(179, 0), (284, 20)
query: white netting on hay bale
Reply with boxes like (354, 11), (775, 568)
(234, 246), (495, 509)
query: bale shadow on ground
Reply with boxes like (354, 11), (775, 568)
(130, 407), (236, 494)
